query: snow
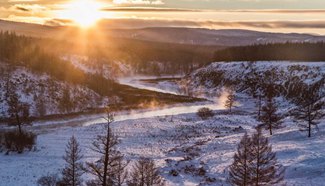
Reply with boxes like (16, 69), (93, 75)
(0, 62), (104, 117)
(118, 76), (183, 95)
(1, 92), (325, 185)
(187, 61), (325, 98)
(1, 62), (325, 185)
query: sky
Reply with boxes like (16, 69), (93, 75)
(0, 0), (325, 34)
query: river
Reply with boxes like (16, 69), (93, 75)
(32, 76), (225, 130)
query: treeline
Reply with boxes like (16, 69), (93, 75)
(85, 37), (220, 75)
(0, 31), (94, 85)
(213, 42), (325, 62)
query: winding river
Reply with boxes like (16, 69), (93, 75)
(33, 76), (225, 130)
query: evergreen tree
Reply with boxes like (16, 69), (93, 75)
(260, 98), (282, 135)
(61, 136), (84, 186)
(225, 91), (235, 113)
(128, 157), (165, 186)
(291, 85), (325, 137)
(250, 128), (285, 185)
(229, 129), (285, 186)
(229, 133), (253, 186)
(86, 110), (128, 186)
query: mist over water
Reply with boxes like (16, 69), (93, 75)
(81, 76), (228, 126)
(35, 76), (227, 128)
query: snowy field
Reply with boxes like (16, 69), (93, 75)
(1, 95), (325, 186)
(1, 63), (325, 186)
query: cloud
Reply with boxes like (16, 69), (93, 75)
(98, 18), (325, 30)
(102, 7), (198, 12)
(44, 18), (73, 26)
(225, 9), (325, 14)
(11, 4), (47, 12)
(8, 0), (39, 2)
(112, 0), (164, 5)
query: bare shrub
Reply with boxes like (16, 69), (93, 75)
(37, 173), (60, 186)
(197, 108), (214, 120)
(3, 130), (36, 154)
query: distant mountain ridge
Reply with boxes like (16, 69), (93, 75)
(1, 19), (325, 46)
(106, 27), (325, 46)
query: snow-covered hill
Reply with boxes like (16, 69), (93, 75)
(1, 102), (325, 185)
(0, 62), (108, 118)
(185, 61), (325, 98)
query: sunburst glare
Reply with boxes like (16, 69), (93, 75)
(58, 0), (104, 28)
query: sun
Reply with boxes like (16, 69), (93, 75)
(58, 0), (104, 28)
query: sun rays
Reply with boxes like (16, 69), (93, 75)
(58, 0), (105, 28)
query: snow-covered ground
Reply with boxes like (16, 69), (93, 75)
(1, 63), (325, 185)
(186, 61), (325, 98)
(1, 95), (325, 186)
(0, 62), (105, 117)
(118, 76), (183, 95)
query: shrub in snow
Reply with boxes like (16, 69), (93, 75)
(197, 107), (214, 120)
(37, 173), (60, 186)
(3, 130), (36, 154)
(169, 169), (179, 177)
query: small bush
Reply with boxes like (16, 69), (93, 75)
(37, 173), (60, 186)
(197, 108), (214, 120)
(3, 130), (36, 154)
(169, 169), (179, 177)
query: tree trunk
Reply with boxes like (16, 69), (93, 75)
(258, 95), (262, 119)
(103, 123), (110, 186)
(15, 113), (22, 135)
(308, 109), (312, 138)
(269, 118), (273, 135)
(308, 121), (311, 138)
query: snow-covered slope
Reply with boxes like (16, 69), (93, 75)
(0, 62), (108, 117)
(185, 61), (325, 98)
(0, 103), (325, 185)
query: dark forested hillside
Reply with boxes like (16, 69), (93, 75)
(0, 32), (201, 118)
(213, 42), (325, 62)
(88, 37), (220, 75)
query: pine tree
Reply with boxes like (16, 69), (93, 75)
(260, 98), (282, 135)
(229, 133), (253, 186)
(250, 128), (285, 185)
(229, 129), (285, 186)
(291, 85), (325, 137)
(128, 157), (165, 186)
(61, 136), (84, 186)
(86, 110), (128, 186)
(225, 91), (235, 113)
